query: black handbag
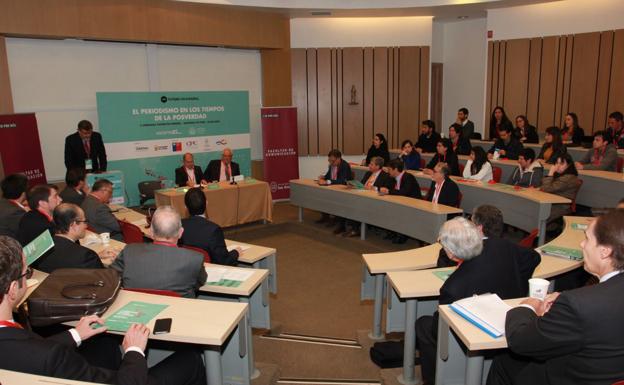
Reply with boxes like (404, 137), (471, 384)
(26, 268), (121, 327)
(369, 341), (404, 368)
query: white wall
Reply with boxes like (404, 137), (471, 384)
(6, 38), (262, 182)
(487, 0), (624, 40)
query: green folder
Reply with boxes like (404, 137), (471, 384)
(571, 223), (588, 231)
(540, 245), (583, 261)
(205, 279), (243, 288)
(347, 180), (364, 189)
(433, 269), (455, 281)
(23, 230), (54, 266)
(101, 301), (169, 332)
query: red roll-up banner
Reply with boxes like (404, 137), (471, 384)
(0, 113), (47, 186)
(261, 107), (299, 200)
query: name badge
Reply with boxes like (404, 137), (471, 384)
(85, 159), (93, 170)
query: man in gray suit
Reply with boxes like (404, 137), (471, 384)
(81, 178), (122, 241)
(0, 174), (28, 238)
(110, 206), (207, 298)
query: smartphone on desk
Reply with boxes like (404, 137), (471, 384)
(153, 318), (172, 334)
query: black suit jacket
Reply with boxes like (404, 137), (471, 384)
(204, 160), (240, 182)
(180, 215), (238, 266)
(388, 172), (422, 199)
(37, 235), (104, 273)
(425, 178), (461, 207)
(323, 159), (352, 185)
(0, 199), (26, 238)
(426, 152), (461, 176)
(461, 120), (475, 139)
(505, 273), (624, 384)
(416, 132), (441, 153)
(17, 209), (54, 246)
(59, 187), (86, 206)
(0, 327), (147, 384)
(453, 136), (472, 156)
(64, 131), (107, 172)
(175, 165), (204, 187)
(488, 137), (524, 160)
(360, 170), (394, 190)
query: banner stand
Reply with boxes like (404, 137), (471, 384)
(261, 107), (299, 200)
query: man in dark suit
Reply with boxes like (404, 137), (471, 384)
(37, 203), (104, 273)
(204, 148), (240, 182)
(180, 187), (240, 265)
(17, 184), (61, 246)
(425, 163), (460, 207)
(0, 174), (28, 238)
(487, 209), (624, 385)
(175, 153), (206, 187)
(64, 120), (107, 172)
(316, 149), (353, 234)
(60, 168), (88, 206)
(0, 235), (206, 385)
(457, 107), (475, 139)
(416, 214), (540, 384)
(488, 126), (524, 160)
(111, 206), (207, 298)
(415, 120), (441, 154)
(81, 178), (122, 241)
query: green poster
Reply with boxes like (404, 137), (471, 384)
(24, 230), (54, 266)
(103, 301), (169, 332)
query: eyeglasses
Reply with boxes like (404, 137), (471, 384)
(75, 219), (89, 224)
(17, 267), (33, 281)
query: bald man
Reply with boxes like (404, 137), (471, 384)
(110, 206), (207, 298)
(204, 148), (240, 182)
(175, 153), (206, 187)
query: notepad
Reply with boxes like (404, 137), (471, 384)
(23, 230), (54, 266)
(226, 244), (251, 252)
(539, 245), (583, 261)
(102, 301), (168, 332)
(450, 294), (512, 338)
(204, 266), (254, 288)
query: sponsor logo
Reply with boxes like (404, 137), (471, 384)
(161, 96), (168, 103)
(172, 142), (183, 152)
(262, 113), (279, 118)
(270, 181), (278, 193)
(185, 140), (198, 147)
(154, 145), (169, 152)
(216, 139), (228, 146)
(135, 145), (149, 152)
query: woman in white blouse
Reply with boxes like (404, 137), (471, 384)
(463, 146), (493, 182)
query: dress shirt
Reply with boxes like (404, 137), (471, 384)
(431, 180), (445, 203)
(185, 167), (196, 185)
(394, 171), (405, 189)
(365, 170), (381, 189)
(219, 162), (233, 182)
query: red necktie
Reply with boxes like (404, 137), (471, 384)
(83, 139), (91, 157)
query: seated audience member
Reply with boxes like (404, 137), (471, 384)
(417, 214), (540, 384)
(449, 123), (471, 155)
(456, 107), (475, 139)
(81, 179), (122, 241)
(489, 106), (513, 140)
(487, 209), (624, 385)
(425, 163), (460, 207)
(575, 130), (618, 171)
(180, 187), (240, 265)
(561, 112), (585, 146)
(0, 174), (28, 238)
(488, 126), (523, 160)
(541, 153), (579, 226)
(37, 203), (104, 273)
(507, 148), (544, 188)
(60, 168), (88, 206)
(111, 206), (207, 298)
(415, 120), (440, 154)
(537, 126), (567, 164)
(424, 138), (460, 176)
(363, 133), (390, 165)
(463, 147), (493, 182)
(316, 149), (353, 234)
(204, 148), (240, 182)
(397, 139), (422, 170)
(0, 236), (206, 385)
(175, 152), (206, 187)
(513, 115), (539, 144)
(17, 184), (61, 246)
(605, 111), (624, 149)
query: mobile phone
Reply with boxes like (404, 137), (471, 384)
(153, 318), (172, 334)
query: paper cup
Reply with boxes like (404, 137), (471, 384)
(529, 278), (550, 300)
(100, 232), (111, 244)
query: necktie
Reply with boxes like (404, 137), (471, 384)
(225, 164), (231, 181)
(83, 139), (91, 157)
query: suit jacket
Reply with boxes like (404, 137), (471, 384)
(452, 136), (472, 156)
(426, 152), (461, 176)
(505, 273), (624, 384)
(323, 159), (352, 185)
(64, 131), (107, 172)
(388, 172), (422, 199)
(37, 235), (103, 273)
(175, 165), (204, 187)
(81, 195), (122, 241)
(180, 215), (238, 266)
(360, 170), (394, 191)
(59, 187), (86, 206)
(578, 144), (618, 171)
(489, 137), (524, 160)
(0, 327), (147, 385)
(514, 125), (539, 144)
(110, 243), (207, 298)
(0, 199), (26, 238)
(415, 132), (441, 153)
(461, 120), (475, 139)
(425, 178), (461, 207)
(17, 209), (53, 246)
(204, 160), (240, 182)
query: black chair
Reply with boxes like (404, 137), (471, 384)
(470, 132), (482, 140)
(138, 180), (162, 209)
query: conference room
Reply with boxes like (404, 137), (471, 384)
(1, 1), (624, 385)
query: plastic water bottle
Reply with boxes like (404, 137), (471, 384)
(493, 149), (500, 160)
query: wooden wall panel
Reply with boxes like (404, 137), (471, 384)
(485, 41), (494, 136)
(526, 38), (542, 125)
(503, 39), (530, 121)
(363, 48), (374, 146)
(419, 47), (430, 125)
(387, 49), (395, 147)
(594, 31), (614, 131)
(260, 49), (292, 107)
(331, 49), (338, 150)
(398, 47), (421, 146)
(497, 42), (507, 109)
(337, 49), (343, 151)
(559, 36), (574, 126)
(392, 48), (400, 148)
(568, 33), (600, 131)
(291, 49), (308, 156)
(317, 48), (332, 155)
(0, 36), (13, 114)
(537, 36), (560, 132)
(608, 29), (624, 117)
(342, 48), (364, 154)
(373, 48), (389, 140)
(306, 49), (318, 155)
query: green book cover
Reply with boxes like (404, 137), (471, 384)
(102, 301), (169, 332)
(571, 223), (588, 231)
(205, 279), (243, 288)
(433, 269), (454, 281)
(347, 180), (364, 189)
(23, 230), (54, 266)
(540, 245), (583, 261)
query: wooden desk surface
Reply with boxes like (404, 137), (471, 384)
(0, 369), (105, 385)
(363, 243), (441, 274)
(438, 298), (526, 351)
(387, 268), (450, 298)
(155, 180), (267, 197)
(225, 239), (276, 264)
(199, 264), (268, 296)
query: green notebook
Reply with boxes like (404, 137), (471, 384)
(101, 301), (169, 332)
(540, 245), (583, 261)
(24, 230), (54, 266)
(571, 223), (588, 231)
(347, 180), (364, 189)
(433, 269), (455, 281)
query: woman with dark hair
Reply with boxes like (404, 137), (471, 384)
(398, 139), (421, 170)
(462, 147), (493, 182)
(537, 126), (567, 164)
(541, 153), (579, 225)
(562, 112), (585, 146)
(364, 133), (390, 165)
(424, 138), (460, 176)
(489, 106), (513, 140)
(514, 115), (539, 144)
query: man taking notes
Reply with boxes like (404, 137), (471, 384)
(204, 148), (240, 182)
(175, 153), (206, 187)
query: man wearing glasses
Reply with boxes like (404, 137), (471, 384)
(81, 179), (122, 241)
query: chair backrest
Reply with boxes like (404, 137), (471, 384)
(617, 156), (623, 173)
(458, 164), (465, 175)
(571, 178), (584, 213)
(125, 288), (181, 297)
(181, 245), (211, 263)
(470, 132), (482, 140)
(419, 158), (426, 169)
(492, 166), (502, 183)
(138, 180), (162, 203)
(518, 228), (539, 248)
(117, 220), (145, 244)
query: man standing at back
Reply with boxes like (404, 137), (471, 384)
(204, 148), (240, 182)
(111, 206), (207, 298)
(81, 179), (122, 241)
(64, 120), (107, 173)
(17, 184), (61, 246)
(0, 174), (28, 238)
(457, 107), (475, 139)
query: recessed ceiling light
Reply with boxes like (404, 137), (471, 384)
(458, 15), (469, 20)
